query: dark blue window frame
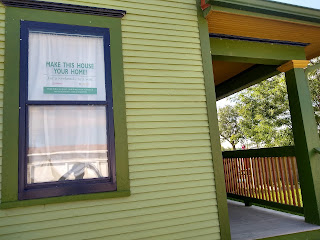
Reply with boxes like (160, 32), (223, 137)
(19, 21), (116, 200)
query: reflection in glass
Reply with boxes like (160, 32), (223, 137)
(27, 106), (108, 184)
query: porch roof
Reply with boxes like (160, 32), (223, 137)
(202, 0), (320, 87)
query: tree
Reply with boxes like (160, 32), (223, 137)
(218, 105), (243, 150)
(232, 74), (294, 148)
(218, 57), (320, 150)
(307, 57), (320, 136)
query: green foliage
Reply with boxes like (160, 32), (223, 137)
(218, 57), (320, 149)
(218, 105), (243, 150)
(307, 57), (320, 136)
(233, 74), (294, 148)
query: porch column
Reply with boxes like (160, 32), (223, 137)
(278, 60), (320, 225)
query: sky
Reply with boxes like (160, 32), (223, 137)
(270, 0), (320, 9)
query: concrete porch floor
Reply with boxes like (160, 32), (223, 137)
(228, 200), (320, 240)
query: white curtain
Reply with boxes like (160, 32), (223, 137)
(27, 31), (109, 184)
(27, 105), (109, 183)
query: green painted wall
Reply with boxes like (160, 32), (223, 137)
(0, 0), (221, 239)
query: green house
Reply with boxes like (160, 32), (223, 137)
(0, 0), (320, 239)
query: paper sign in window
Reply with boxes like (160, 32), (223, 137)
(28, 32), (106, 101)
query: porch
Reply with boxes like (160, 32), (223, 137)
(222, 146), (320, 239)
(199, 1), (320, 239)
(228, 200), (320, 240)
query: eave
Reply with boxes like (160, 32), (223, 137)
(204, 0), (320, 25)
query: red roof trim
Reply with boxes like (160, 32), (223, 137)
(201, 0), (210, 10)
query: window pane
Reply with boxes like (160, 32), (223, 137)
(28, 32), (106, 101)
(27, 106), (109, 184)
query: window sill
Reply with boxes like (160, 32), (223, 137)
(0, 190), (130, 209)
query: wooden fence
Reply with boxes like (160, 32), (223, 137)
(223, 146), (303, 213)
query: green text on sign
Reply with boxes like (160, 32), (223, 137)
(44, 87), (97, 95)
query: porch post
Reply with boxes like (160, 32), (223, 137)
(278, 60), (320, 225)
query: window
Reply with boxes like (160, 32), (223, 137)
(2, 6), (129, 208)
(19, 21), (116, 200)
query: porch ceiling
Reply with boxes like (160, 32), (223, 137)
(212, 61), (254, 86)
(206, 9), (320, 87)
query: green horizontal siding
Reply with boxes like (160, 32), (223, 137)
(0, 0), (220, 239)
(0, 6), (3, 205)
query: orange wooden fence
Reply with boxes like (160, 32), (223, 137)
(223, 147), (302, 208)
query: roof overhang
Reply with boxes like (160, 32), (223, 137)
(202, 0), (320, 90)
(203, 0), (320, 25)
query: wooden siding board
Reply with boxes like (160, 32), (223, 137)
(128, 139), (211, 150)
(123, 40), (201, 50)
(124, 21), (199, 33)
(180, 231), (221, 240)
(0, 193), (218, 233)
(0, 1), (2, 208)
(39, 218), (219, 240)
(123, 33), (200, 45)
(0, 202), (217, 236)
(130, 173), (214, 186)
(130, 160), (213, 172)
(128, 127), (210, 138)
(128, 147), (213, 159)
(127, 105), (206, 113)
(73, 0), (197, 9)
(126, 101), (208, 109)
(125, 82), (205, 89)
(124, 76), (205, 84)
(0, 216), (219, 240)
(124, 63), (203, 71)
(0, 0), (221, 239)
(126, 95), (206, 102)
(123, 15), (198, 27)
(130, 146), (210, 158)
(125, 88), (205, 95)
(123, 49), (202, 59)
(124, 57), (202, 66)
(131, 180), (216, 194)
(0, 191), (216, 220)
(2, 209), (216, 234)
(33, 0), (198, 19)
(122, 26), (200, 38)
(53, 0), (198, 17)
(130, 152), (212, 165)
(127, 116), (208, 124)
(130, 166), (214, 179)
(128, 133), (210, 143)
(137, 226), (220, 240)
